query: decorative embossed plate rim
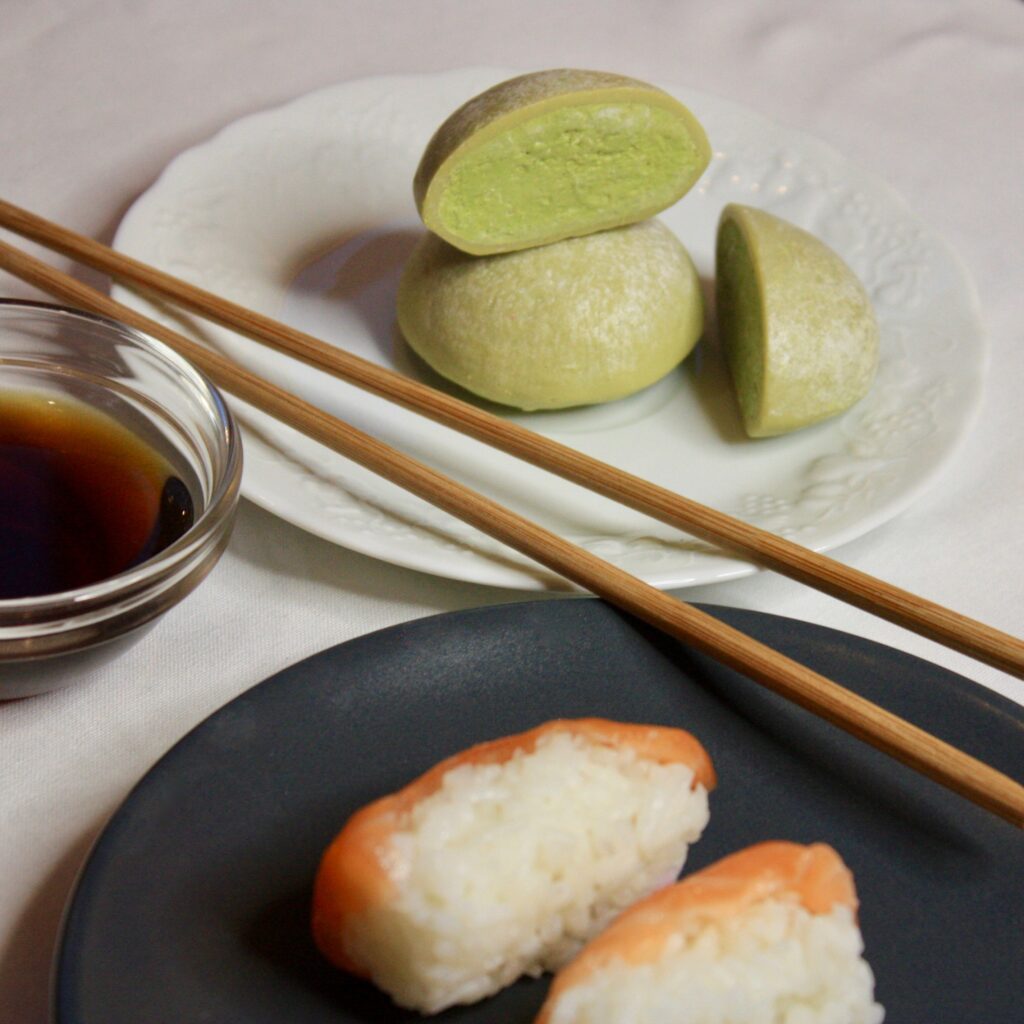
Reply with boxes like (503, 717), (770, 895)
(112, 68), (985, 590)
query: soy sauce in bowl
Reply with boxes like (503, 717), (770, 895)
(0, 300), (241, 696)
(0, 392), (195, 599)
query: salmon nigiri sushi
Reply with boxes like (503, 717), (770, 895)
(535, 841), (884, 1024)
(312, 718), (715, 1013)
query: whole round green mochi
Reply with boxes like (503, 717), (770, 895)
(715, 203), (880, 438)
(397, 219), (704, 411)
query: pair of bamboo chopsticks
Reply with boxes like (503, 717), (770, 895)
(0, 198), (1022, 828)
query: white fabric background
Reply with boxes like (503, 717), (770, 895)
(1, 1), (1022, 1019)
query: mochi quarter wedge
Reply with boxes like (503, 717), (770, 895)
(715, 203), (880, 438)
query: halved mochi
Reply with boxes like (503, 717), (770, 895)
(414, 69), (711, 255)
(715, 203), (879, 438)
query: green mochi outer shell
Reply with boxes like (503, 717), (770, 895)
(397, 219), (704, 411)
(414, 69), (712, 256)
(715, 203), (880, 438)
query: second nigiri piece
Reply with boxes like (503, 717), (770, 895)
(535, 841), (884, 1024)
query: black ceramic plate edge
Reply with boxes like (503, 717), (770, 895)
(52, 600), (1024, 1024)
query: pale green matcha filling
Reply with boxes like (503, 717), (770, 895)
(716, 219), (765, 429)
(436, 103), (702, 246)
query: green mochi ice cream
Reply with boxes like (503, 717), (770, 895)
(414, 69), (711, 256)
(397, 219), (704, 411)
(715, 203), (879, 438)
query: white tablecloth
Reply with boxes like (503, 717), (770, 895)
(2, 1), (1022, 1018)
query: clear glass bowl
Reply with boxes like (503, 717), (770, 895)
(0, 300), (242, 697)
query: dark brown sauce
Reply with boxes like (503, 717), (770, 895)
(0, 392), (194, 599)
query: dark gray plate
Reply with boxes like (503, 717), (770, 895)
(54, 601), (1024, 1023)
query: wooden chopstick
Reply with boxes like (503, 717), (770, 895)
(1, 198), (1022, 680)
(1, 237), (1022, 829)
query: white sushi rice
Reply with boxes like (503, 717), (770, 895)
(343, 729), (710, 1013)
(545, 898), (885, 1024)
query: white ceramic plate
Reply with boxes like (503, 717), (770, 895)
(113, 68), (985, 590)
